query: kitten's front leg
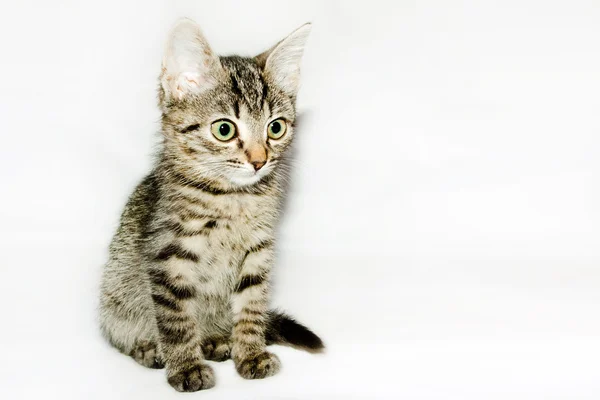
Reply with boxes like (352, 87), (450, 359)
(231, 239), (281, 379)
(148, 258), (214, 392)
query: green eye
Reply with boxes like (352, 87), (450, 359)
(210, 120), (236, 141)
(267, 118), (287, 140)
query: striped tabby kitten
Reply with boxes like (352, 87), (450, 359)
(99, 19), (323, 392)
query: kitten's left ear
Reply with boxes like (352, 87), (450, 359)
(256, 23), (312, 98)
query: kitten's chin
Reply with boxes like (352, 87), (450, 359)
(226, 165), (274, 188)
(228, 173), (264, 188)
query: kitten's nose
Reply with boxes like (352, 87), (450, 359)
(247, 145), (267, 171)
(251, 160), (266, 171)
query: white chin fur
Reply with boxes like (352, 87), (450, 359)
(229, 173), (264, 187)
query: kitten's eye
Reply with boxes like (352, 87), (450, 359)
(210, 120), (236, 141)
(267, 118), (287, 140)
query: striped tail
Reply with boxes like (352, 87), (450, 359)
(265, 310), (325, 353)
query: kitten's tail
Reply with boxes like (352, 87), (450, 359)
(265, 310), (325, 353)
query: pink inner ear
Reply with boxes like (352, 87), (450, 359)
(186, 75), (200, 85)
(173, 72), (204, 99)
(183, 72), (202, 86)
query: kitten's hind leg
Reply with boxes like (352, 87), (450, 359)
(202, 336), (231, 362)
(130, 340), (165, 369)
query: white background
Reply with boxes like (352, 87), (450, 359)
(1, 0), (599, 399)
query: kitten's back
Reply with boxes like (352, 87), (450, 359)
(99, 173), (160, 353)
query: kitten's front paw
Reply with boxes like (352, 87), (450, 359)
(202, 336), (231, 362)
(167, 363), (215, 392)
(130, 340), (164, 369)
(235, 352), (281, 379)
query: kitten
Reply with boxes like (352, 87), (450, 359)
(99, 18), (323, 392)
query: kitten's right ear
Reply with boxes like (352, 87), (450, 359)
(160, 18), (223, 103)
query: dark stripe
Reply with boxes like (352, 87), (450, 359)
(204, 220), (217, 229)
(237, 317), (265, 325)
(238, 251), (250, 269)
(148, 268), (171, 287)
(171, 169), (273, 198)
(172, 172), (229, 195)
(231, 74), (243, 97)
(162, 313), (190, 324)
(238, 326), (262, 336)
(177, 194), (219, 211)
(231, 75), (243, 118)
(233, 99), (240, 119)
(167, 221), (204, 237)
(172, 171), (269, 197)
(242, 308), (264, 317)
(170, 284), (195, 299)
(167, 220), (214, 238)
(152, 293), (180, 311)
(260, 81), (269, 104)
(235, 274), (265, 293)
(247, 239), (274, 254)
(236, 335), (264, 346)
(148, 269), (196, 299)
(261, 81), (268, 107)
(180, 124), (200, 134)
(155, 243), (199, 263)
(157, 321), (194, 344)
(179, 208), (221, 222)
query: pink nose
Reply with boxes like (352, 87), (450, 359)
(251, 161), (266, 171)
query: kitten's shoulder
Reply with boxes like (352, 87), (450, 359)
(112, 171), (162, 244)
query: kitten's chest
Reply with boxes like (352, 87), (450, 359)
(211, 192), (278, 239)
(181, 196), (275, 287)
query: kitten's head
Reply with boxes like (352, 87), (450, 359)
(158, 18), (311, 189)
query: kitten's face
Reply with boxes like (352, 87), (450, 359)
(162, 57), (295, 188)
(158, 20), (310, 190)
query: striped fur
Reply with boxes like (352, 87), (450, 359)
(99, 19), (323, 392)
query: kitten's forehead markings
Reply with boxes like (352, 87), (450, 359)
(260, 79), (270, 114)
(229, 74), (242, 119)
(263, 97), (271, 120)
(222, 57), (268, 116)
(233, 111), (267, 143)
